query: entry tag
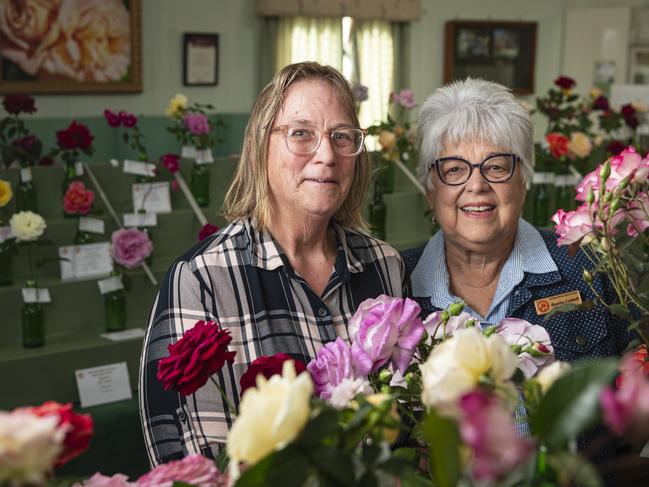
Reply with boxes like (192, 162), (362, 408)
(75, 362), (132, 408)
(534, 290), (582, 315)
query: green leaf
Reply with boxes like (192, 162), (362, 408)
(234, 444), (312, 487)
(546, 451), (603, 487)
(606, 303), (632, 320)
(531, 358), (618, 449)
(298, 406), (340, 448)
(309, 445), (356, 486)
(420, 409), (460, 487)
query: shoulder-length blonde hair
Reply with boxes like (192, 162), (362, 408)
(223, 62), (371, 231)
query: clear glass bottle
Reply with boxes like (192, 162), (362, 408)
(22, 280), (45, 348)
(190, 162), (210, 207)
(105, 272), (126, 333)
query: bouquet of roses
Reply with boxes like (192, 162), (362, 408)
(165, 93), (221, 160)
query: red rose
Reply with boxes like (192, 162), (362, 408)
(56, 121), (94, 151)
(554, 76), (576, 90)
(593, 96), (610, 111)
(545, 132), (569, 159)
(616, 345), (649, 389)
(13, 134), (42, 156)
(239, 353), (307, 394)
(3, 94), (36, 115)
(104, 109), (121, 128)
(157, 320), (236, 396)
(119, 111), (138, 127)
(63, 181), (94, 215)
(198, 222), (219, 241)
(21, 401), (94, 468)
(161, 153), (180, 174)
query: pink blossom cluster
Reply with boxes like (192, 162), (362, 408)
(183, 113), (211, 135)
(390, 89), (417, 109)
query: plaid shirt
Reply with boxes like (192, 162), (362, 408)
(139, 218), (403, 466)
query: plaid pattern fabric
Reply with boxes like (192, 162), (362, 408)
(139, 218), (404, 466)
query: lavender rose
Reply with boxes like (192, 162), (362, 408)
(348, 295), (424, 375)
(495, 318), (554, 379)
(307, 337), (357, 399)
(183, 113), (210, 135)
(137, 454), (226, 487)
(109, 228), (153, 269)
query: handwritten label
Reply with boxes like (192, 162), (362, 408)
(75, 161), (85, 176)
(195, 149), (214, 164)
(75, 362), (132, 408)
(22, 287), (52, 304)
(132, 182), (171, 214)
(123, 159), (156, 177)
(20, 167), (32, 183)
(181, 145), (197, 159)
(97, 275), (124, 295)
(79, 217), (105, 235)
(123, 212), (157, 227)
(59, 242), (113, 280)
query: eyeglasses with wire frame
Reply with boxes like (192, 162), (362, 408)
(269, 124), (367, 157)
(427, 153), (520, 185)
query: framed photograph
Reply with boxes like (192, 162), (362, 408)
(183, 33), (219, 86)
(444, 21), (537, 94)
(628, 46), (649, 84)
(0, 0), (142, 94)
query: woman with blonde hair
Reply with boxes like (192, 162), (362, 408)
(139, 62), (403, 465)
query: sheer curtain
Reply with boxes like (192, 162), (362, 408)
(276, 16), (343, 72)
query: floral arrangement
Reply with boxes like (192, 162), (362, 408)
(0, 94), (44, 169)
(104, 109), (150, 162)
(165, 93), (220, 153)
(109, 227), (153, 270)
(367, 89), (418, 165)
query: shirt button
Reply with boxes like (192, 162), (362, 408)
(318, 307), (328, 317)
(575, 335), (587, 347)
(178, 411), (187, 423)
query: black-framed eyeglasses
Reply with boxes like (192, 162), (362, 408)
(269, 124), (367, 157)
(427, 153), (519, 185)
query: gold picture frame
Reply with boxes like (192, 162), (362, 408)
(0, 0), (142, 94)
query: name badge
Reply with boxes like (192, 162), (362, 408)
(534, 290), (582, 316)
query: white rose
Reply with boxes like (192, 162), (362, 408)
(0, 411), (64, 485)
(227, 361), (313, 475)
(536, 360), (571, 393)
(420, 328), (517, 416)
(328, 377), (372, 410)
(9, 211), (46, 241)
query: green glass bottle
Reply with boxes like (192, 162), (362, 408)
(105, 272), (126, 332)
(16, 167), (37, 212)
(0, 241), (13, 286)
(73, 219), (94, 245)
(554, 168), (576, 213)
(22, 280), (45, 348)
(378, 161), (395, 195)
(532, 163), (554, 227)
(190, 162), (210, 207)
(369, 180), (387, 240)
(61, 160), (80, 195)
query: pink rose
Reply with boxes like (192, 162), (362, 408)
(390, 89), (416, 109)
(575, 168), (600, 203)
(423, 310), (481, 340)
(307, 337), (357, 400)
(459, 390), (534, 481)
(183, 113), (210, 135)
(109, 228), (153, 269)
(73, 473), (134, 487)
(348, 295), (424, 375)
(118, 111), (137, 128)
(104, 109), (121, 128)
(608, 147), (649, 187)
(137, 454), (227, 487)
(495, 318), (554, 378)
(552, 205), (596, 246)
(626, 192), (649, 237)
(63, 181), (95, 216)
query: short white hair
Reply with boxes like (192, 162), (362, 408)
(417, 78), (534, 190)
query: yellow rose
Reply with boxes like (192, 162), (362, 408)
(420, 328), (517, 417)
(9, 211), (46, 241)
(378, 130), (397, 152)
(0, 179), (13, 207)
(165, 93), (188, 117)
(536, 361), (571, 394)
(568, 132), (592, 159)
(227, 361), (313, 476)
(589, 87), (603, 99)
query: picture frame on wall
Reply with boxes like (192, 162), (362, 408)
(0, 0), (142, 94)
(444, 20), (537, 94)
(628, 46), (649, 85)
(183, 33), (219, 86)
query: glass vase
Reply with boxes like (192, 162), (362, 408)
(61, 161), (80, 196)
(0, 243), (13, 286)
(22, 280), (45, 348)
(105, 281), (126, 333)
(190, 163), (210, 207)
(74, 219), (94, 245)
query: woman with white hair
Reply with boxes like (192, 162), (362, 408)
(403, 78), (631, 365)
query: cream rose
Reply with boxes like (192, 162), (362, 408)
(568, 132), (592, 159)
(0, 411), (64, 485)
(420, 328), (517, 416)
(535, 360), (571, 394)
(632, 99), (648, 113)
(227, 361), (313, 477)
(166, 93), (188, 118)
(42, 0), (130, 82)
(9, 211), (46, 241)
(0, 178), (13, 207)
(378, 129), (397, 152)
(589, 87), (603, 99)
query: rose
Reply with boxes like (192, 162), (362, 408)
(63, 181), (94, 215)
(0, 178), (12, 207)
(307, 337), (358, 400)
(166, 93), (188, 117)
(545, 132), (569, 159)
(239, 353), (307, 395)
(328, 377), (373, 409)
(616, 345), (649, 389)
(420, 328), (518, 416)
(592, 95), (610, 111)
(348, 295), (425, 375)
(535, 360), (571, 393)
(160, 153), (180, 174)
(72, 473), (134, 487)
(423, 310), (481, 339)
(227, 361), (313, 472)
(609, 147), (649, 186)
(378, 130), (397, 152)
(390, 89), (416, 109)
(56, 120), (94, 151)
(157, 320), (236, 396)
(109, 228), (153, 269)
(13, 133), (42, 156)
(551, 205), (596, 246)
(9, 210), (46, 241)
(554, 75), (576, 90)
(103, 109), (121, 128)
(567, 132), (592, 159)
(183, 113), (210, 135)
(198, 222), (219, 241)
(43, 0), (130, 82)
(495, 318), (554, 379)
(119, 111), (137, 128)
(22, 401), (93, 468)
(459, 390), (534, 481)
(137, 454), (227, 487)
(0, 410), (65, 485)
(2, 94), (36, 115)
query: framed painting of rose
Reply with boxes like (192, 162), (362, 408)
(0, 0), (142, 94)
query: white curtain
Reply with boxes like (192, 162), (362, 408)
(276, 16), (343, 72)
